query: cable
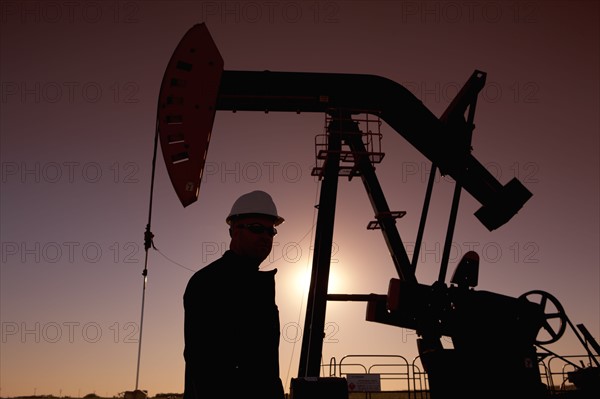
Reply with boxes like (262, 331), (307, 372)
(153, 245), (198, 273)
(134, 118), (161, 391)
(260, 221), (317, 269)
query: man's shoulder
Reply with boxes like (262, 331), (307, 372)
(189, 254), (228, 281)
(185, 251), (236, 289)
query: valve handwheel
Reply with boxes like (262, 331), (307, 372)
(520, 290), (568, 344)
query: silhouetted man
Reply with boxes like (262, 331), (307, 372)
(183, 190), (285, 399)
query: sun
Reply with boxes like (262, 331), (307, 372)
(292, 264), (345, 295)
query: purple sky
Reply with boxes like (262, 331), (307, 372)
(1, 1), (599, 396)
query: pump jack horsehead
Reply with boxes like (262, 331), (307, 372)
(154, 23), (600, 399)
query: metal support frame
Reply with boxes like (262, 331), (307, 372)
(298, 116), (343, 377)
(344, 127), (416, 283)
(298, 111), (417, 378)
(438, 77), (478, 284)
(298, 74), (485, 381)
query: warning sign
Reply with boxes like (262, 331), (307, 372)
(346, 374), (381, 392)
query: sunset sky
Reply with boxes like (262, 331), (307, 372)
(1, 1), (598, 397)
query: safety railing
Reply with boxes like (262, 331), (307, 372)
(323, 352), (600, 398)
(325, 354), (430, 399)
(541, 354), (600, 395)
(312, 110), (385, 179)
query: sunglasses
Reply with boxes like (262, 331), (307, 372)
(237, 223), (277, 237)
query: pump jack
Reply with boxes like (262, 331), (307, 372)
(155, 23), (599, 398)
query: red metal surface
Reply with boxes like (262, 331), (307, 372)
(157, 23), (223, 207)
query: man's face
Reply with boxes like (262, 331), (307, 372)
(229, 215), (277, 263)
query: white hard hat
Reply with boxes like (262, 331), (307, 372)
(226, 190), (284, 226)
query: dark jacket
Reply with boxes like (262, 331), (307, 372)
(183, 250), (284, 398)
